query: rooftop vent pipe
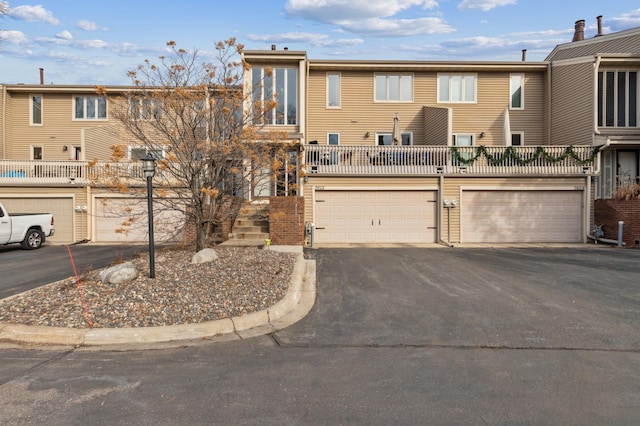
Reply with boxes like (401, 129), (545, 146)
(596, 15), (603, 36)
(39, 68), (44, 85)
(521, 49), (527, 62)
(572, 19), (585, 42)
(271, 44), (276, 51)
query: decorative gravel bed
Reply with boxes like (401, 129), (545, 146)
(0, 247), (297, 329)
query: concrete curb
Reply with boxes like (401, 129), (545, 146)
(0, 251), (316, 349)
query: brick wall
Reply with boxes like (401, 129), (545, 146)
(269, 196), (305, 245)
(594, 198), (640, 247)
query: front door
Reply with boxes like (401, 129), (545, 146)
(617, 150), (639, 186)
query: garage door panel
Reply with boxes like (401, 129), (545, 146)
(1, 197), (73, 243)
(95, 198), (185, 243)
(315, 190), (437, 244)
(462, 190), (582, 243)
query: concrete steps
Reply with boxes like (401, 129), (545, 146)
(227, 203), (270, 242)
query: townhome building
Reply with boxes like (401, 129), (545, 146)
(1, 19), (637, 247)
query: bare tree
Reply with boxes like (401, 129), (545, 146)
(100, 39), (297, 251)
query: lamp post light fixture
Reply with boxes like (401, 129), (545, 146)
(141, 153), (157, 279)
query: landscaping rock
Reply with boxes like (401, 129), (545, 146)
(98, 262), (139, 285)
(191, 248), (219, 264)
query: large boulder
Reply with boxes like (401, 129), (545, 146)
(191, 248), (219, 264)
(99, 262), (139, 285)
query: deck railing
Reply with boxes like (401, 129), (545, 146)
(0, 145), (599, 185)
(305, 145), (598, 175)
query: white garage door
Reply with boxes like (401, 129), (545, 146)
(314, 190), (437, 244)
(95, 197), (185, 243)
(1, 197), (73, 243)
(461, 190), (583, 243)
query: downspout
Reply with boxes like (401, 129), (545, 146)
(438, 174), (453, 247)
(593, 55), (602, 137)
(2, 85), (6, 159)
(547, 62), (552, 145)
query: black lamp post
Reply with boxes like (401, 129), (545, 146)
(141, 154), (157, 279)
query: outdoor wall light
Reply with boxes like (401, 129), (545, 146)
(365, 132), (370, 138)
(480, 132), (485, 138)
(62, 145), (68, 151)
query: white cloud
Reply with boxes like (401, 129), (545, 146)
(56, 30), (74, 41)
(247, 32), (363, 48)
(76, 20), (108, 32)
(607, 9), (640, 31)
(0, 29), (29, 44)
(284, 0), (451, 37)
(457, 0), (517, 12)
(7, 5), (60, 25)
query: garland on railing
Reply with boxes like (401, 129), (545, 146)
(450, 145), (600, 166)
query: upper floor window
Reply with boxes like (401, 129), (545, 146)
(438, 74), (476, 103)
(375, 74), (413, 102)
(598, 70), (638, 128)
(327, 73), (341, 108)
(74, 96), (107, 120)
(452, 134), (474, 146)
(252, 66), (297, 125)
(377, 132), (412, 145)
(32, 145), (43, 160)
(510, 74), (524, 109)
(129, 146), (164, 161)
(510, 132), (524, 146)
(30, 95), (42, 125)
(130, 98), (162, 120)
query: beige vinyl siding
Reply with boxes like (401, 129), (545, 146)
(550, 62), (594, 146)
(307, 69), (546, 148)
(510, 73), (546, 145)
(4, 91), (121, 161)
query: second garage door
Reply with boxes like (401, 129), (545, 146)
(461, 190), (583, 243)
(314, 190), (437, 244)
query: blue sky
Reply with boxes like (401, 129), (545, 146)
(1, 0), (639, 85)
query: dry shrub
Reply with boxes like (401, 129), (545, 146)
(614, 183), (640, 200)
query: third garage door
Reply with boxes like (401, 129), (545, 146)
(314, 190), (437, 244)
(461, 190), (583, 243)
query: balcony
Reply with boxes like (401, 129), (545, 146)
(304, 145), (599, 176)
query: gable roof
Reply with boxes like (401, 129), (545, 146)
(546, 26), (640, 61)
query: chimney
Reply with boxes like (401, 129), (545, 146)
(572, 19), (585, 42)
(596, 15), (603, 36)
(271, 44), (276, 51)
(39, 68), (44, 85)
(521, 49), (527, 62)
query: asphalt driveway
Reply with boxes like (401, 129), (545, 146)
(276, 246), (640, 351)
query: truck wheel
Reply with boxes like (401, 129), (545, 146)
(21, 228), (44, 249)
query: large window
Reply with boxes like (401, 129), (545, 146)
(31, 95), (42, 125)
(252, 66), (297, 125)
(598, 70), (638, 127)
(74, 96), (107, 120)
(376, 132), (412, 145)
(327, 73), (341, 108)
(130, 98), (162, 120)
(438, 74), (476, 103)
(510, 74), (524, 109)
(375, 74), (413, 102)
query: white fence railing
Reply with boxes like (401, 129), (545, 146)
(305, 145), (598, 175)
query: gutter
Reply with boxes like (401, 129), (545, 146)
(593, 55), (602, 137)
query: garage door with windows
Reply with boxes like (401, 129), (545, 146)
(461, 190), (583, 243)
(314, 190), (437, 244)
(1, 197), (73, 243)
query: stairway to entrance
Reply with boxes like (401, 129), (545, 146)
(223, 203), (270, 245)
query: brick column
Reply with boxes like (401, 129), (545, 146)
(269, 196), (305, 245)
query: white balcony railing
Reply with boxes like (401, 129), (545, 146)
(305, 145), (598, 175)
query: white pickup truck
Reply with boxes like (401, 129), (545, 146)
(0, 201), (55, 249)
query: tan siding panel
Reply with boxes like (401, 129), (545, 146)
(550, 62), (594, 145)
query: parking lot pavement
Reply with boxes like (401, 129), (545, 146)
(276, 246), (640, 350)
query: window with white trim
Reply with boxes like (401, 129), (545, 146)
(74, 95), (107, 120)
(452, 134), (474, 146)
(438, 74), (476, 103)
(375, 74), (413, 102)
(251, 66), (297, 125)
(327, 133), (339, 164)
(510, 74), (524, 109)
(327, 73), (341, 108)
(597, 70), (638, 127)
(376, 132), (413, 145)
(510, 132), (524, 146)
(129, 147), (164, 161)
(130, 97), (163, 120)
(30, 95), (42, 125)
(32, 145), (43, 160)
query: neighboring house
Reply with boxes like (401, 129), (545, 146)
(546, 18), (640, 200)
(1, 19), (637, 246)
(0, 84), (185, 244)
